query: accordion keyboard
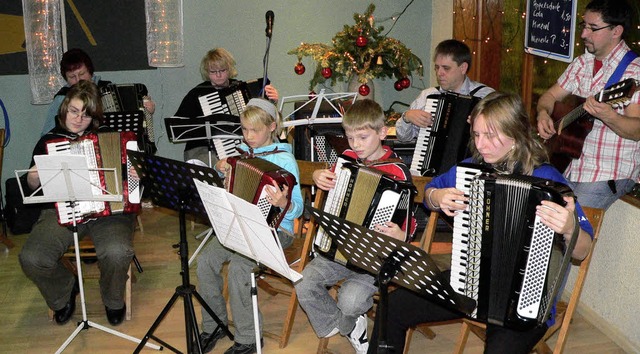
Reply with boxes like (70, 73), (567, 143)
(409, 97), (439, 175)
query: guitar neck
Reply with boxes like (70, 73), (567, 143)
(557, 104), (587, 132)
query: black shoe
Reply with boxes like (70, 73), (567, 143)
(223, 339), (263, 354)
(193, 329), (226, 353)
(105, 304), (126, 326)
(54, 278), (79, 325)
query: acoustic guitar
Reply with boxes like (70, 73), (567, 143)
(545, 78), (638, 172)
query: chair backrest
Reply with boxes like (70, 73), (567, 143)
(542, 206), (604, 354)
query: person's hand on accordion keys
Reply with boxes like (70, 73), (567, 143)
(373, 221), (405, 241)
(265, 181), (289, 210)
(403, 109), (434, 128)
(312, 168), (336, 191)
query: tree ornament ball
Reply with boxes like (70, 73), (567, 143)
(358, 84), (370, 96)
(294, 62), (306, 75)
(308, 91), (317, 99)
(400, 77), (411, 88)
(394, 81), (404, 91)
(356, 35), (368, 47)
(321, 67), (333, 79)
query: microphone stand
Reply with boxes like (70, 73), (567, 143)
(261, 32), (272, 99)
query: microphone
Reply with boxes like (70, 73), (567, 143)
(265, 10), (274, 38)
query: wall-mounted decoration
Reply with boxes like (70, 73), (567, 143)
(145, 0), (184, 67)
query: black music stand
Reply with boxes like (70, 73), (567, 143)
(165, 114), (242, 167)
(305, 205), (476, 354)
(18, 155), (160, 353)
(127, 152), (233, 354)
(102, 111), (153, 155)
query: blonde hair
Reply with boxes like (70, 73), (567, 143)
(241, 99), (282, 142)
(199, 48), (238, 81)
(342, 99), (385, 132)
(468, 91), (548, 175)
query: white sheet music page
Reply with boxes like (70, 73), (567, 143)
(194, 180), (302, 283)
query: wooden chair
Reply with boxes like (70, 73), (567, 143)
(258, 160), (327, 348)
(453, 206), (605, 354)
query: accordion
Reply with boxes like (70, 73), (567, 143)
(46, 131), (141, 225)
(410, 92), (479, 176)
(451, 163), (575, 329)
(225, 156), (297, 229)
(314, 156), (416, 266)
(198, 81), (251, 117)
(100, 83), (155, 153)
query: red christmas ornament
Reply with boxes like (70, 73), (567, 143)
(400, 77), (411, 88)
(394, 81), (403, 91)
(358, 84), (370, 96)
(356, 35), (368, 47)
(308, 91), (317, 99)
(321, 67), (332, 79)
(294, 62), (305, 75)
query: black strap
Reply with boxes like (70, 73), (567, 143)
(468, 85), (487, 97)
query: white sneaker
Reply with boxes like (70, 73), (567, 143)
(346, 314), (369, 354)
(324, 327), (339, 338)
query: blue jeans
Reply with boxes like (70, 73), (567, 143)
(295, 255), (377, 337)
(19, 209), (135, 310)
(567, 179), (635, 210)
(196, 231), (292, 344)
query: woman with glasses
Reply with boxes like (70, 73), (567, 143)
(174, 47), (279, 166)
(20, 80), (136, 326)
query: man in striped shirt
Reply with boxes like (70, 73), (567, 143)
(537, 0), (640, 210)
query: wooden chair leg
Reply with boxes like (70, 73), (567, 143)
(453, 320), (472, 354)
(125, 264), (132, 320)
(278, 288), (299, 348)
(317, 336), (330, 353)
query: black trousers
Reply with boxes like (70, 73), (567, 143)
(368, 288), (549, 354)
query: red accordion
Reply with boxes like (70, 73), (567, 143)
(225, 156), (296, 229)
(46, 131), (141, 225)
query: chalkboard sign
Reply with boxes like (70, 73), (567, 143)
(524, 0), (577, 63)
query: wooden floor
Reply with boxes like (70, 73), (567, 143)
(0, 206), (629, 354)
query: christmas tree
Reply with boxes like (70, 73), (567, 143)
(288, 4), (423, 95)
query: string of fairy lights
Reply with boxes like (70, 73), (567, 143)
(453, 0), (640, 64)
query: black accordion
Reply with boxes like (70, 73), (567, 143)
(451, 163), (575, 329)
(100, 83), (155, 154)
(225, 156), (297, 229)
(410, 91), (480, 176)
(314, 155), (417, 266)
(198, 81), (251, 117)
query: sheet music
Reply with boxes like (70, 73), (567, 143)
(194, 180), (302, 283)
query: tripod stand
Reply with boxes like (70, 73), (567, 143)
(128, 152), (232, 353)
(20, 155), (160, 353)
(164, 114), (242, 266)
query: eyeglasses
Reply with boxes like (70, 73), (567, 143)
(209, 68), (228, 75)
(68, 107), (92, 120)
(578, 21), (614, 33)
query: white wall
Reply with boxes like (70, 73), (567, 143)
(563, 199), (640, 352)
(0, 1), (433, 185)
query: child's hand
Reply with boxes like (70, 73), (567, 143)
(374, 221), (405, 241)
(216, 158), (230, 174)
(266, 181), (289, 209)
(313, 169), (336, 191)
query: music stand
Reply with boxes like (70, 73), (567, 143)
(17, 155), (160, 353)
(127, 152), (232, 354)
(194, 180), (303, 354)
(165, 114), (242, 167)
(305, 205), (475, 354)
